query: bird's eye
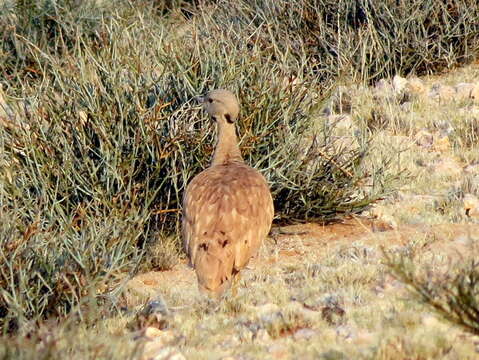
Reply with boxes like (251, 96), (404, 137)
(211, 116), (217, 121)
(208, 98), (213, 103)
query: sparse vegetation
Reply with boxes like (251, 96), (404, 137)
(1, 0), (479, 358)
(385, 248), (479, 336)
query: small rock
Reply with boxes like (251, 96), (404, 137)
(368, 206), (398, 229)
(400, 101), (413, 111)
(255, 328), (271, 342)
(143, 327), (165, 339)
(375, 79), (394, 94)
(464, 163), (479, 175)
(429, 157), (463, 178)
(371, 220), (394, 232)
(144, 346), (185, 360)
(328, 114), (356, 133)
(255, 303), (280, 317)
(293, 328), (316, 340)
(353, 330), (376, 346)
(268, 344), (288, 359)
(454, 234), (478, 245)
(260, 311), (283, 326)
(455, 83), (479, 102)
(432, 135), (451, 153)
(135, 326), (183, 360)
(330, 136), (360, 161)
(392, 75), (408, 94)
(335, 325), (356, 341)
(435, 120), (455, 135)
(122, 272), (179, 307)
(415, 130), (434, 148)
(406, 77), (427, 97)
(429, 84), (456, 102)
(135, 297), (171, 330)
(422, 314), (442, 328)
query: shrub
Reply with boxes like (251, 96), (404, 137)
(212, 0), (479, 83)
(384, 249), (479, 336)
(0, 208), (145, 332)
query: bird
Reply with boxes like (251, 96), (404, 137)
(182, 89), (274, 297)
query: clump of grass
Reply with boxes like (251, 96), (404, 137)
(260, 310), (311, 339)
(140, 235), (180, 272)
(453, 114), (479, 149)
(384, 249), (479, 336)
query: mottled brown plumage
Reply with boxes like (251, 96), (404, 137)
(182, 89), (274, 297)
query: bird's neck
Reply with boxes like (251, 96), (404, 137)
(211, 122), (244, 166)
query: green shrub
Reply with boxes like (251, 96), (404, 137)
(0, 208), (145, 332)
(211, 0), (479, 83)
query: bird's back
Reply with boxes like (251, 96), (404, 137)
(182, 162), (274, 295)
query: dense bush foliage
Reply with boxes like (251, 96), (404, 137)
(208, 0), (479, 83)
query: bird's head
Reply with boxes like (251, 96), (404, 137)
(196, 89), (239, 124)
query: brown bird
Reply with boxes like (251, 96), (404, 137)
(182, 89), (274, 297)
